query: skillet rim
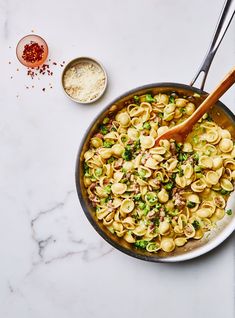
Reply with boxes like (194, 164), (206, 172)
(75, 82), (235, 263)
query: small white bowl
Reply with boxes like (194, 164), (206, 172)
(61, 57), (108, 104)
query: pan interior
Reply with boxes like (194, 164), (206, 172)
(76, 83), (235, 262)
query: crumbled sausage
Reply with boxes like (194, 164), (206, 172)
(114, 158), (123, 169)
(172, 188), (186, 208)
(170, 142), (177, 155)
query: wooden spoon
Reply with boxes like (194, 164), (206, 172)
(155, 67), (235, 146)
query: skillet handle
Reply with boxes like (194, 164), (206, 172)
(190, 0), (235, 90)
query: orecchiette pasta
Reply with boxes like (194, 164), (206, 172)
(83, 92), (234, 254)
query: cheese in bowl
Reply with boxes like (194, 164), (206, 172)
(82, 93), (234, 253)
(62, 57), (107, 104)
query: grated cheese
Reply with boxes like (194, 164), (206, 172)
(63, 61), (106, 103)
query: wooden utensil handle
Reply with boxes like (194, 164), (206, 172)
(186, 67), (235, 128)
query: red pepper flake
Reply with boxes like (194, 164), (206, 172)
(16, 68), (19, 71)
(22, 41), (44, 64)
(60, 64), (63, 67)
(8, 61), (11, 64)
(53, 62), (57, 65)
(10, 76), (13, 79)
(63, 61), (65, 64)
(42, 88), (45, 92)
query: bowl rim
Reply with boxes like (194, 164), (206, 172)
(75, 81), (235, 262)
(61, 56), (108, 104)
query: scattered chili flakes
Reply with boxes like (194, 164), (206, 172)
(9, 39), (66, 92)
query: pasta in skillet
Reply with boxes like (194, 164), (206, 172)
(83, 93), (234, 253)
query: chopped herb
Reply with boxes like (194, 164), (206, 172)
(134, 240), (148, 249)
(143, 122), (151, 130)
(145, 94), (155, 103)
(175, 142), (182, 153)
(108, 227), (115, 234)
(187, 201), (196, 208)
(122, 147), (133, 161)
(178, 152), (188, 162)
(226, 209), (232, 216)
(139, 202), (146, 210)
(103, 117), (110, 124)
(169, 96), (175, 104)
(158, 112), (163, 118)
(103, 140), (114, 148)
(121, 136), (127, 143)
(178, 167), (184, 177)
(100, 197), (109, 204)
(155, 218), (160, 227)
(146, 193), (158, 204)
(192, 220), (200, 230)
(139, 168), (146, 178)
(220, 189), (230, 195)
(133, 193), (141, 201)
(100, 124), (108, 135)
(133, 139), (141, 151)
(107, 157), (115, 164)
(171, 173), (177, 180)
(193, 135), (199, 144)
(206, 114), (213, 121)
(143, 205), (151, 215)
(193, 153), (199, 162)
(95, 168), (103, 177)
(84, 162), (90, 177)
(133, 95), (140, 103)
(168, 209), (179, 216)
(201, 140), (206, 146)
(155, 203), (162, 209)
(111, 126), (117, 131)
(180, 107), (186, 114)
(196, 173), (203, 178)
(104, 185), (112, 194)
(194, 165), (201, 173)
(165, 182), (174, 191)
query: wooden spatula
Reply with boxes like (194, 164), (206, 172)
(155, 67), (235, 146)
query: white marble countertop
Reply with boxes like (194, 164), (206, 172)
(0, 0), (235, 317)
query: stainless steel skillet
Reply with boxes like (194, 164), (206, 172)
(75, 0), (235, 262)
